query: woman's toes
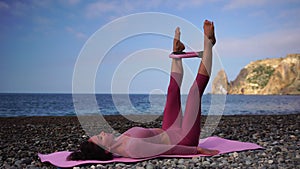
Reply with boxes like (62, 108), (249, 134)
(203, 20), (216, 45)
(173, 27), (185, 52)
(175, 27), (181, 40)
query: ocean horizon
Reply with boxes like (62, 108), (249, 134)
(0, 93), (299, 117)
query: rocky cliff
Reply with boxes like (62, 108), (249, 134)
(212, 54), (300, 95)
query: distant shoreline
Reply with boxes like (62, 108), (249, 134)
(1, 113), (300, 119)
(0, 92), (299, 95)
(1, 112), (300, 118)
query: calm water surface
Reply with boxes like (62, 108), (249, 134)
(0, 94), (299, 117)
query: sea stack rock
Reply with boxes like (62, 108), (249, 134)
(212, 69), (229, 94)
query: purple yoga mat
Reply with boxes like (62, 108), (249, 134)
(38, 136), (263, 168)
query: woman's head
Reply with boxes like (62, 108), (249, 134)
(67, 141), (113, 161)
(88, 131), (114, 148)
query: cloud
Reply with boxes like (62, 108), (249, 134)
(84, 1), (159, 19)
(66, 27), (88, 40)
(2, 1), (50, 17)
(34, 16), (52, 25)
(217, 28), (300, 58)
(67, 0), (80, 5)
(175, 0), (205, 9)
(57, 0), (81, 6)
(278, 6), (300, 19)
(85, 1), (121, 18)
(0, 1), (9, 10)
(84, 0), (208, 19)
(223, 0), (300, 11)
(223, 0), (269, 10)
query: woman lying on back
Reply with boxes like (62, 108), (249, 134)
(68, 20), (219, 160)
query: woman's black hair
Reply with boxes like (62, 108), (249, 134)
(67, 141), (113, 161)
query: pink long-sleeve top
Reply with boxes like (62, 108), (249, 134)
(109, 127), (198, 158)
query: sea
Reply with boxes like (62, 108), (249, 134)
(0, 93), (299, 117)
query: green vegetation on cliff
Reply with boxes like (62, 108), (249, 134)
(246, 65), (275, 89)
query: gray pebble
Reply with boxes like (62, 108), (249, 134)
(233, 152), (239, 158)
(96, 164), (105, 168)
(178, 159), (184, 164)
(136, 167), (145, 169)
(210, 162), (217, 167)
(192, 157), (198, 163)
(245, 160), (252, 165)
(173, 158), (178, 164)
(268, 160), (274, 164)
(146, 163), (154, 169)
(202, 161), (210, 166)
(115, 163), (125, 167)
(231, 163), (238, 168)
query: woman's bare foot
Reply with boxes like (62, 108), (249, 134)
(173, 27), (185, 52)
(203, 20), (216, 46)
(197, 147), (220, 156)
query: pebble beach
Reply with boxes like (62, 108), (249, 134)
(0, 114), (299, 169)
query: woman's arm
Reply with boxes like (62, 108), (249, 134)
(124, 138), (220, 158)
(166, 145), (219, 156)
(125, 139), (198, 158)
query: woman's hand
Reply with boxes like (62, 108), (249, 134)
(197, 147), (219, 156)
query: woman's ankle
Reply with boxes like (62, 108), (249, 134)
(204, 37), (213, 49)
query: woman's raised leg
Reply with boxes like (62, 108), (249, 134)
(171, 27), (184, 74)
(179, 20), (215, 146)
(198, 20), (215, 76)
(162, 27), (185, 130)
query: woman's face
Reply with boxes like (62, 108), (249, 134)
(89, 131), (114, 148)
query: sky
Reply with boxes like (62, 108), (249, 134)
(0, 0), (300, 94)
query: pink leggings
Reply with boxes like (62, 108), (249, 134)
(162, 72), (209, 146)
